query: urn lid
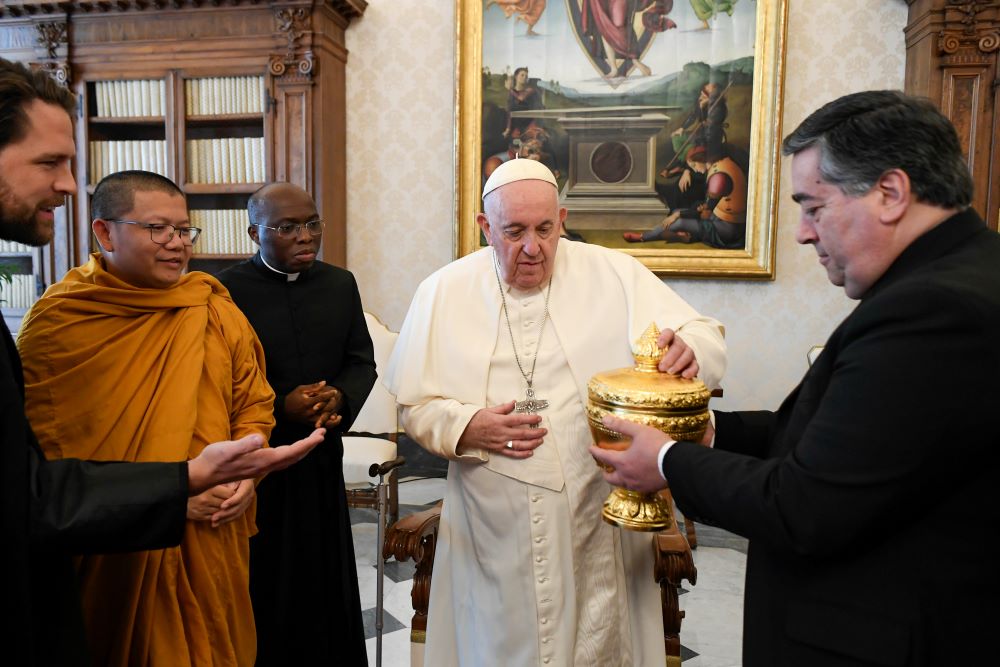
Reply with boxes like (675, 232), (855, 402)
(587, 323), (711, 411)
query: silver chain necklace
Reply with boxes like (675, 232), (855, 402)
(493, 251), (551, 420)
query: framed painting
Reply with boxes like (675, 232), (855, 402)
(456, 0), (788, 278)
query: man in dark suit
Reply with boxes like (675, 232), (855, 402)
(591, 90), (1000, 666)
(0, 57), (325, 666)
(219, 182), (377, 666)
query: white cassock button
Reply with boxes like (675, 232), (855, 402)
(543, 659), (551, 664)
(535, 556), (543, 563)
(541, 618), (548, 625)
(535, 537), (543, 544)
(533, 517), (541, 524)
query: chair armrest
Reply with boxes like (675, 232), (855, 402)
(652, 489), (698, 662)
(654, 531), (698, 588)
(345, 430), (399, 444)
(385, 502), (442, 640)
(383, 502), (442, 563)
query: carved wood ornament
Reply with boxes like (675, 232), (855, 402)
(270, 6), (314, 79)
(34, 20), (70, 86)
(907, 0), (1000, 229)
(938, 1), (1000, 65)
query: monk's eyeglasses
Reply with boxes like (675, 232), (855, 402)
(255, 219), (325, 238)
(107, 220), (202, 245)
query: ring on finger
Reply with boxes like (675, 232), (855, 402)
(505, 440), (514, 450)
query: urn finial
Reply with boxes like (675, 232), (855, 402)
(632, 322), (663, 372)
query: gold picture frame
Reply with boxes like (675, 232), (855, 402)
(456, 0), (788, 279)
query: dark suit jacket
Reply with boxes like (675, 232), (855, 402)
(1, 318), (187, 666)
(664, 209), (1000, 666)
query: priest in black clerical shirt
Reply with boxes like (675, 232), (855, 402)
(219, 182), (376, 666)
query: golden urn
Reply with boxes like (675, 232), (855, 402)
(587, 323), (711, 531)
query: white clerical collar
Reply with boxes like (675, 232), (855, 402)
(260, 255), (300, 282)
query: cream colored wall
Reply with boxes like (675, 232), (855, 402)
(345, 0), (909, 411)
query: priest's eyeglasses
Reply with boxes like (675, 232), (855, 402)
(108, 220), (202, 245)
(256, 219), (325, 238)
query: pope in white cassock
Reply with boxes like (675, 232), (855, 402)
(386, 159), (727, 667)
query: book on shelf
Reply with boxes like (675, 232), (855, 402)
(0, 240), (33, 253)
(185, 137), (263, 184)
(154, 80), (165, 117)
(89, 140), (168, 182)
(250, 137), (263, 183)
(185, 79), (195, 116)
(155, 141), (166, 176)
(185, 75), (265, 116)
(233, 137), (247, 183)
(187, 140), (199, 184)
(242, 140), (254, 183)
(93, 79), (166, 119)
(139, 80), (150, 117)
(190, 209), (253, 256)
(213, 77), (221, 115)
(0, 274), (37, 310)
(200, 140), (213, 184)
(218, 138), (231, 184)
(209, 139), (221, 184)
(96, 82), (107, 117)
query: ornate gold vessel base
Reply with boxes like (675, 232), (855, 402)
(602, 487), (673, 532)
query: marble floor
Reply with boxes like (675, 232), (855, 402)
(350, 476), (747, 667)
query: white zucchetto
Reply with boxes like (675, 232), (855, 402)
(482, 158), (558, 200)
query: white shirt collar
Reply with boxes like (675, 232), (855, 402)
(260, 254), (300, 282)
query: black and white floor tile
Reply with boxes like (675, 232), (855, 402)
(350, 476), (747, 667)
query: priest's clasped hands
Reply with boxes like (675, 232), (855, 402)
(285, 380), (345, 428)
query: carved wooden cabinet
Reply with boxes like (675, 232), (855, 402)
(0, 0), (366, 323)
(906, 0), (1000, 230)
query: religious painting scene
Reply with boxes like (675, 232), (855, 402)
(481, 0), (755, 251)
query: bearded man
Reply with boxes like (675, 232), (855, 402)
(0, 56), (322, 667)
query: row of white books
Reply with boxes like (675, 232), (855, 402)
(190, 210), (256, 256)
(185, 76), (265, 116)
(93, 79), (168, 118)
(0, 275), (36, 310)
(0, 240), (32, 253)
(89, 141), (169, 183)
(187, 137), (265, 185)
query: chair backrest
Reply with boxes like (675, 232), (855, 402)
(349, 312), (399, 435)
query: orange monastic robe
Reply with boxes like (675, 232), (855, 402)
(18, 255), (275, 667)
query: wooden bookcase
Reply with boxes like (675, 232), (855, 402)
(0, 0), (367, 326)
(78, 71), (269, 273)
(905, 0), (1000, 231)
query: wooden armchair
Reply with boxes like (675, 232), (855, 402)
(343, 313), (401, 530)
(382, 502), (442, 667)
(383, 491), (697, 666)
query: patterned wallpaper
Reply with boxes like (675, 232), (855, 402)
(345, 0), (910, 412)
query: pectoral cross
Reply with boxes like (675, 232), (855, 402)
(514, 386), (548, 427)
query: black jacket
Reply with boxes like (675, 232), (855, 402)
(664, 209), (1000, 666)
(1, 318), (187, 666)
